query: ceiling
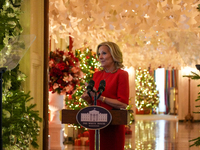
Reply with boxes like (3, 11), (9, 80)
(49, 0), (200, 69)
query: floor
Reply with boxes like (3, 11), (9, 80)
(64, 115), (200, 150)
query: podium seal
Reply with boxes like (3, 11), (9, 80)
(76, 106), (112, 130)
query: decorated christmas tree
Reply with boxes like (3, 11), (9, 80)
(135, 67), (159, 112)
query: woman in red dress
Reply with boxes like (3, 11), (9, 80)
(81, 41), (129, 150)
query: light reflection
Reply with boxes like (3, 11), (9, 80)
(156, 120), (165, 150)
(135, 121), (158, 150)
(64, 119), (200, 149)
(134, 120), (180, 150)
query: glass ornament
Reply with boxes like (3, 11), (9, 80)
(31, 117), (35, 121)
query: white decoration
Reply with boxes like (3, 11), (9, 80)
(49, 0), (200, 69)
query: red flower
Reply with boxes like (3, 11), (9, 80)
(74, 57), (79, 62)
(57, 62), (66, 70)
(68, 60), (74, 66)
(59, 51), (64, 55)
(49, 49), (81, 95)
(57, 79), (63, 84)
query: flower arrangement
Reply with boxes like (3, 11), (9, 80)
(49, 48), (81, 95)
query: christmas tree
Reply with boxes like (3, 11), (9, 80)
(135, 67), (159, 112)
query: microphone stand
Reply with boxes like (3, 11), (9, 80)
(88, 80), (105, 150)
(93, 92), (100, 150)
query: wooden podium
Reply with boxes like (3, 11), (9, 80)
(62, 109), (132, 125)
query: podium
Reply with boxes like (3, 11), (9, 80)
(62, 109), (132, 125)
(62, 108), (133, 150)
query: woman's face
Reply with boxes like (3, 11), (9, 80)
(98, 45), (114, 70)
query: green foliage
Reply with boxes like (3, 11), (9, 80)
(3, 64), (26, 91)
(0, 1), (42, 149)
(0, 0), (23, 50)
(189, 137), (200, 147)
(2, 64), (42, 149)
(2, 91), (42, 149)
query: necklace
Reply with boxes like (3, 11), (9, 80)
(103, 68), (118, 81)
(104, 68), (118, 73)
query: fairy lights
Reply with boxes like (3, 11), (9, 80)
(135, 67), (159, 111)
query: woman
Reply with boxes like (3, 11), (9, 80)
(81, 41), (129, 150)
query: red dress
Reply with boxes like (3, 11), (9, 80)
(89, 69), (129, 150)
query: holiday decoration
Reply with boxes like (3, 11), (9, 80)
(49, 48), (81, 95)
(1, 0), (42, 149)
(49, 0), (200, 69)
(65, 47), (100, 110)
(135, 67), (159, 112)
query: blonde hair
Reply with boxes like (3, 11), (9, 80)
(96, 41), (124, 69)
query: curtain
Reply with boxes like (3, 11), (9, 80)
(165, 69), (178, 114)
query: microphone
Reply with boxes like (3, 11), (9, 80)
(96, 80), (106, 99)
(86, 80), (95, 98)
(97, 80), (106, 94)
(87, 80), (95, 92)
